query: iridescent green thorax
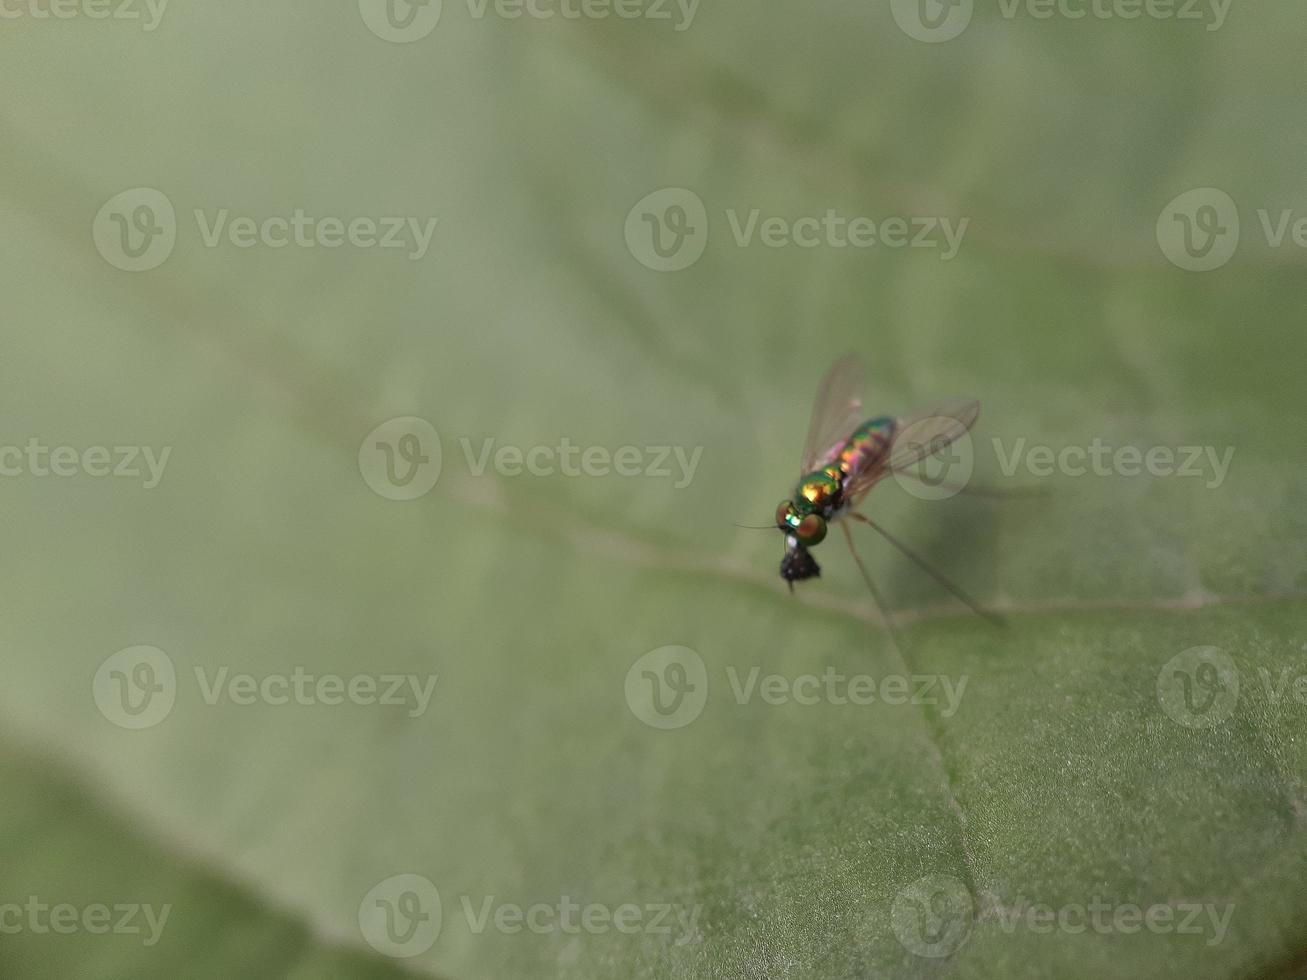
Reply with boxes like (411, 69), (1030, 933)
(793, 469), (841, 516)
(792, 416), (896, 517)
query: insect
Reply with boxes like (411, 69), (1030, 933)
(770, 353), (999, 642)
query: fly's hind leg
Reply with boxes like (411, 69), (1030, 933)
(838, 518), (906, 657)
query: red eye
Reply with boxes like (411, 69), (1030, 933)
(795, 514), (827, 546)
(776, 501), (798, 530)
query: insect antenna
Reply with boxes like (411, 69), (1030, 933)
(838, 520), (906, 657)
(848, 513), (1003, 625)
(733, 522), (776, 530)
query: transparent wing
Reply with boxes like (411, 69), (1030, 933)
(800, 353), (867, 475)
(887, 400), (980, 473)
(842, 399), (980, 507)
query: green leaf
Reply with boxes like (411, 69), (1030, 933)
(1, 3), (1305, 978)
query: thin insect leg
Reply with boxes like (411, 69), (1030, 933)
(848, 512), (1004, 626)
(893, 468), (1051, 499)
(839, 519), (906, 657)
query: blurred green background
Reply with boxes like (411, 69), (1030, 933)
(1, 1), (1306, 977)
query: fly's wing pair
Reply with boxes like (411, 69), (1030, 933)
(846, 398), (981, 507)
(800, 354), (979, 508)
(799, 353), (867, 475)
